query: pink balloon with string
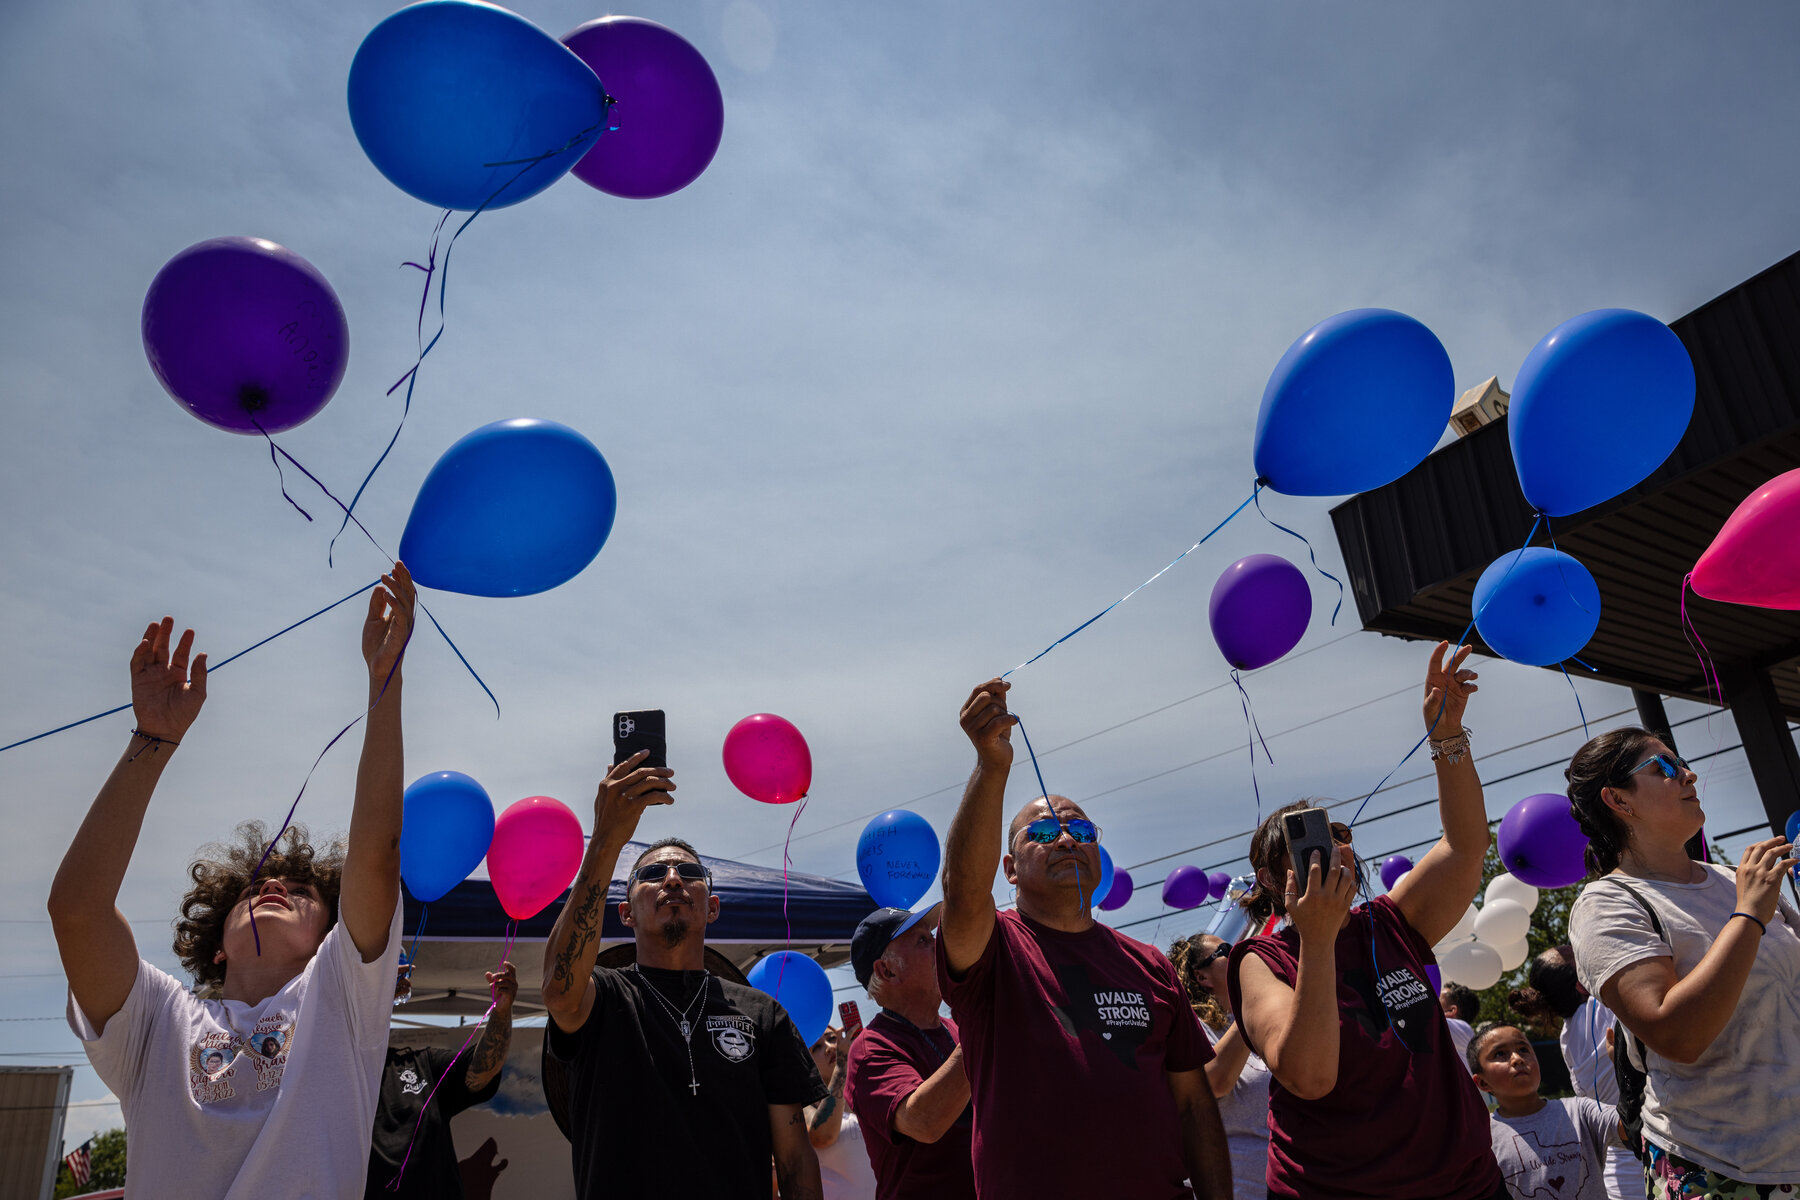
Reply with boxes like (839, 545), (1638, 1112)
(1691, 468), (1800, 610)
(722, 713), (812, 804)
(487, 796), (584, 919)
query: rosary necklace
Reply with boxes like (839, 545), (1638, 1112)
(631, 964), (711, 1095)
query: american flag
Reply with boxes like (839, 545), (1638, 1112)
(64, 1139), (93, 1187)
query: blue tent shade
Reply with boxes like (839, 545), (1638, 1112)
(403, 840), (879, 945)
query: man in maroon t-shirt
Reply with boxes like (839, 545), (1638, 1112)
(843, 905), (976, 1200)
(935, 678), (1231, 1200)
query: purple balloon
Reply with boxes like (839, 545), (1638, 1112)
(563, 18), (723, 199)
(1209, 554), (1312, 671)
(1207, 870), (1233, 902)
(1163, 865), (1209, 910)
(1380, 854), (1414, 892)
(1498, 792), (1591, 888)
(1099, 868), (1134, 911)
(1425, 963), (1442, 994)
(142, 237), (348, 435)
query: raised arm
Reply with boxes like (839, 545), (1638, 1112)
(1166, 1066), (1233, 1199)
(940, 678), (1015, 976)
(1234, 848), (1357, 1100)
(804, 1027), (846, 1148)
(540, 750), (673, 1032)
(1601, 835), (1795, 1064)
(892, 1044), (972, 1143)
(339, 565), (415, 963)
(465, 960), (517, 1092)
(1389, 642), (1488, 946)
(1202, 1022), (1254, 1100)
(49, 619), (208, 1031)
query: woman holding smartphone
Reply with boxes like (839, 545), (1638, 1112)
(1225, 643), (1504, 1200)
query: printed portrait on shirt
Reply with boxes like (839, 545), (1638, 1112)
(248, 1014), (294, 1092)
(190, 1032), (239, 1104)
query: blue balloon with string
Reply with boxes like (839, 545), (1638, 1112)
(348, 0), (611, 211)
(1472, 547), (1601, 666)
(1090, 845), (1116, 909)
(1254, 309), (1455, 497)
(400, 771), (495, 902)
(747, 951), (833, 1046)
(1509, 309), (1695, 518)
(400, 419), (617, 597)
(1785, 809), (1799, 844)
(855, 810), (940, 910)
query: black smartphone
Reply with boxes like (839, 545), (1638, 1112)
(1283, 806), (1335, 897)
(612, 710), (667, 771)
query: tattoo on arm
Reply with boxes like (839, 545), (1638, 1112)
(550, 882), (605, 991)
(466, 1009), (513, 1085)
(807, 1093), (837, 1129)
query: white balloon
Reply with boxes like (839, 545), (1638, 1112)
(1494, 935), (1531, 971)
(1474, 897), (1531, 946)
(1446, 903), (1479, 944)
(1486, 873), (1540, 915)
(1441, 939), (1504, 990)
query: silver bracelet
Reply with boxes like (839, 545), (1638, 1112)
(1429, 727), (1471, 764)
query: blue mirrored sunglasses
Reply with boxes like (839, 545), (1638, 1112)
(1628, 753), (1691, 780)
(1020, 816), (1101, 845)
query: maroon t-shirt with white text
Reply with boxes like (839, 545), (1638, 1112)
(1225, 895), (1501, 1199)
(937, 908), (1212, 1200)
(843, 1010), (976, 1200)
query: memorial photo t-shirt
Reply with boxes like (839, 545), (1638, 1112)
(937, 908), (1212, 1200)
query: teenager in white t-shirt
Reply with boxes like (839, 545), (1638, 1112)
(49, 564), (415, 1200)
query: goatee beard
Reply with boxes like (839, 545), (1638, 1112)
(661, 915), (691, 949)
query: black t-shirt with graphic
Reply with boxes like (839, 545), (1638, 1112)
(546, 964), (827, 1200)
(365, 1044), (501, 1200)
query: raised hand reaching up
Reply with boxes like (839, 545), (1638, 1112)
(130, 617), (208, 742)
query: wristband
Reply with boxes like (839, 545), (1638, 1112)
(1429, 727), (1472, 765)
(128, 728), (180, 762)
(1729, 911), (1767, 935)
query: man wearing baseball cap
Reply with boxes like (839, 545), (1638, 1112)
(843, 904), (976, 1200)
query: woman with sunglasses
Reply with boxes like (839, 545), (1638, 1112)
(1564, 728), (1800, 1197)
(1225, 642), (1506, 1200)
(1172, 934), (1270, 1200)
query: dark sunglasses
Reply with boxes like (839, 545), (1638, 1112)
(1197, 941), (1232, 968)
(1628, 753), (1691, 781)
(1330, 822), (1352, 845)
(633, 860), (711, 886)
(1019, 816), (1101, 845)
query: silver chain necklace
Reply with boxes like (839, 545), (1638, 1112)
(630, 964), (710, 1095)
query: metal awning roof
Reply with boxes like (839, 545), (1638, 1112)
(1330, 250), (1800, 717)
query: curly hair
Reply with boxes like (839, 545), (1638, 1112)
(174, 822), (343, 991)
(1565, 726), (1661, 876)
(1169, 934), (1232, 1032)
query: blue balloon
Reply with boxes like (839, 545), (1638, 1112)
(400, 771), (495, 902)
(1784, 809), (1799, 844)
(855, 810), (940, 910)
(1254, 309), (1454, 497)
(348, 1), (611, 211)
(1089, 845), (1116, 909)
(746, 951), (833, 1046)
(1472, 547), (1601, 666)
(400, 418), (617, 597)
(1509, 309), (1695, 518)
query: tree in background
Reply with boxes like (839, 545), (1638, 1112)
(1470, 838), (1582, 1031)
(53, 1127), (125, 1198)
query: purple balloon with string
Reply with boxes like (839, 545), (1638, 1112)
(1209, 554), (1312, 671)
(1207, 870), (1232, 902)
(562, 17), (724, 199)
(1099, 868), (1134, 911)
(1497, 792), (1590, 888)
(1163, 865), (1209, 909)
(142, 237), (349, 434)
(1380, 854), (1413, 892)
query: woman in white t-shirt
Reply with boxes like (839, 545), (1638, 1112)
(1508, 944), (1636, 1199)
(1564, 727), (1800, 1197)
(1172, 933), (1272, 1200)
(806, 1026), (877, 1200)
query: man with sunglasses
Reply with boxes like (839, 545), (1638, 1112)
(936, 679), (1232, 1200)
(540, 750), (827, 1199)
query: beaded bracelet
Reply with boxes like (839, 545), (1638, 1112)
(128, 728), (181, 762)
(1429, 727), (1472, 764)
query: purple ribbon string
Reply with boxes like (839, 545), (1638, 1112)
(1230, 670), (1275, 823)
(775, 796), (811, 1000)
(1679, 573), (1727, 708)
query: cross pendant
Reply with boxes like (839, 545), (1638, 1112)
(689, 1079), (700, 1095)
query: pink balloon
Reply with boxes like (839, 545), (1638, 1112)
(722, 713), (812, 805)
(1692, 468), (1800, 609)
(487, 796), (585, 920)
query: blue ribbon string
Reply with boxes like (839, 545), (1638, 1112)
(1003, 485), (1260, 678)
(1011, 714), (1092, 909)
(329, 108), (615, 565)
(1252, 488), (1345, 625)
(1559, 663), (1591, 739)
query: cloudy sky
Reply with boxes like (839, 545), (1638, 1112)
(3, 0), (1798, 1141)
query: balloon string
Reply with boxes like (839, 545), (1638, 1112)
(1012, 715), (1051, 806)
(780, 796), (809, 957)
(248, 620), (411, 955)
(255, 427), (314, 522)
(1345, 513), (1543, 828)
(1230, 670), (1274, 824)
(1001, 484), (1260, 678)
(1679, 574), (1726, 709)
(1543, 516), (1596, 615)
(0, 580), (379, 756)
(1558, 663), (1591, 740)
(1252, 489), (1345, 625)
(415, 603), (500, 719)
(331, 104), (615, 565)
(404, 902), (429, 975)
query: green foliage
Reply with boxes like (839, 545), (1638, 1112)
(53, 1127), (125, 1198)
(1469, 840), (1582, 1030)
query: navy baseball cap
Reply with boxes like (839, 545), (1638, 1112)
(850, 904), (942, 988)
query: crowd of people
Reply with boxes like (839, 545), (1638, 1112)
(48, 574), (1800, 1198)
